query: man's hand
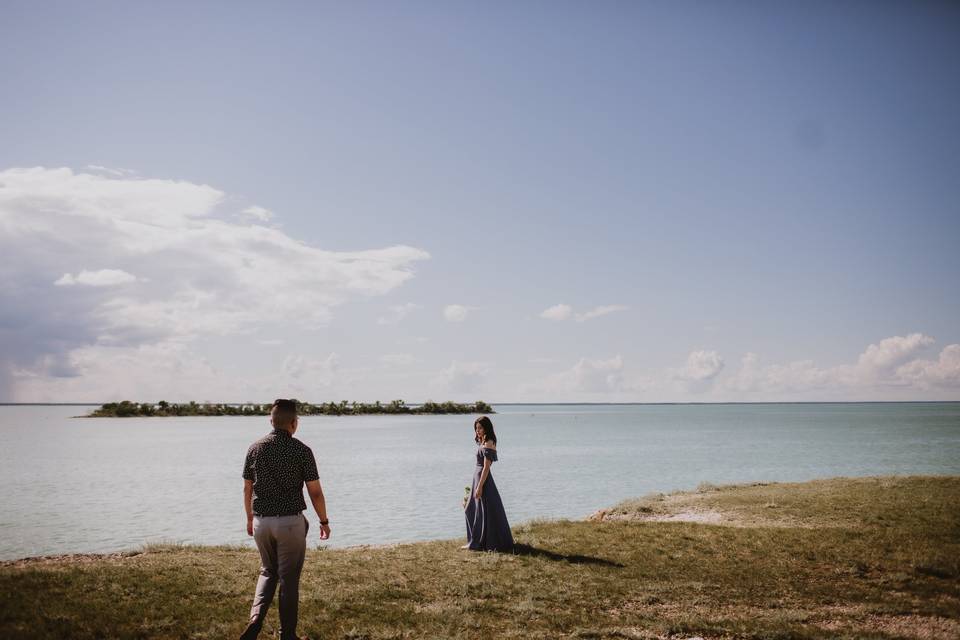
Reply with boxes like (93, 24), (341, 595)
(319, 523), (331, 540)
(247, 515), (254, 537)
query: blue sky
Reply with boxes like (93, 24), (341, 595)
(1, 2), (958, 402)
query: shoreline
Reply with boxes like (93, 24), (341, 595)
(3, 473), (955, 565)
(3, 474), (958, 639)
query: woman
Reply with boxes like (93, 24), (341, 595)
(463, 416), (514, 552)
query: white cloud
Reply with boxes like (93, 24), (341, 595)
(436, 360), (490, 393)
(378, 303), (419, 325)
(669, 350), (725, 393)
(856, 333), (934, 378)
(538, 303), (628, 322)
(725, 353), (831, 394)
(540, 304), (572, 321)
(54, 269), (138, 287)
(895, 344), (960, 389)
(443, 304), (470, 323)
(724, 334), (959, 397)
(282, 353), (339, 385)
(575, 304), (628, 322)
(86, 165), (137, 177)
(241, 205), (273, 222)
(537, 355), (625, 394)
(0, 166), (429, 400)
(380, 353), (417, 367)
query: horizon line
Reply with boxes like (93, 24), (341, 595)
(2, 400), (959, 407)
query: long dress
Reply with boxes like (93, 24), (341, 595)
(464, 444), (514, 552)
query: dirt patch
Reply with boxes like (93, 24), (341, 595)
(815, 613), (960, 640)
(0, 550), (141, 568)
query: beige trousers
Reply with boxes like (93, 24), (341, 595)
(240, 514), (308, 640)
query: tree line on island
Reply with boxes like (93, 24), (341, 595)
(87, 399), (494, 417)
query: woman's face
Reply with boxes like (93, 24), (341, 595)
(475, 422), (484, 441)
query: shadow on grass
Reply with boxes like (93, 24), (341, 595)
(512, 543), (624, 568)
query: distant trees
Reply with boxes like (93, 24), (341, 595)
(87, 400), (495, 418)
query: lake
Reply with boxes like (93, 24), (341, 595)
(1, 402), (958, 560)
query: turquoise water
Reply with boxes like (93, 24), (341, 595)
(1, 402), (958, 560)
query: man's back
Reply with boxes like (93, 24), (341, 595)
(243, 429), (319, 517)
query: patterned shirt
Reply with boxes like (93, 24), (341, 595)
(242, 429), (320, 516)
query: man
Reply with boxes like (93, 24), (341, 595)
(240, 398), (331, 640)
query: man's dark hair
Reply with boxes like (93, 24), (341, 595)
(272, 398), (298, 430)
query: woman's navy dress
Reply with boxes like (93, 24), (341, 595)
(464, 445), (514, 552)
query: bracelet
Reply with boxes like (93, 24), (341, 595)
(320, 520), (329, 525)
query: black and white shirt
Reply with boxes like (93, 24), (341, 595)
(242, 429), (320, 516)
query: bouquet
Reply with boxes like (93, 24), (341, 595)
(461, 486), (472, 509)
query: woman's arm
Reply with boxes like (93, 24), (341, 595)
(244, 480), (254, 536)
(475, 457), (492, 499)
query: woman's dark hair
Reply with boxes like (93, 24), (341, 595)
(474, 416), (497, 444)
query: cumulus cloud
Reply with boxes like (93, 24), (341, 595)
(539, 304), (572, 321)
(0, 166), (429, 400)
(896, 344), (960, 389)
(282, 353), (339, 385)
(855, 333), (934, 378)
(54, 269), (138, 287)
(575, 304), (628, 322)
(725, 353), (831, 394)
(724, 334), (959, 397)
(378, 303), (418, 325)
(670, 350), (725, 393)
(538, 303), (628, 322)
(380, 353), (417, 367)
(443, 304), (470, 323)
(436, 360), (490, 393)
(241, 205), (273, 222)
(86, 165), (137, 177)
(537, 355), (625, 395)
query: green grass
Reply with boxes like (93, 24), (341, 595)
(2, 476), (959, 639)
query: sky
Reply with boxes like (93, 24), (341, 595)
(1, 1), (958, 403)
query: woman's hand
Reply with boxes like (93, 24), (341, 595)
(474, 485), (483, 500)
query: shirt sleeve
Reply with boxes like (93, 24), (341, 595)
(302, 446), (320, 482)
(242, 447), (255, 481)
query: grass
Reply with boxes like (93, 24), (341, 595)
(2, 476), (958, 639)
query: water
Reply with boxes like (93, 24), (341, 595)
(1, 402), (958, 560)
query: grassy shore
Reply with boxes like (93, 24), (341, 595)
(2, 476), (958, 639)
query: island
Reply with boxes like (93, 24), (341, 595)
(86, 399), (494, 417)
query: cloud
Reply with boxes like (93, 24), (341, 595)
(54, 269), (139, 287)
(241, 205), (273, 222)
(670, 350), (725, 393)
(724, 334), (958, 396)
(538, 303), (628, 322)
(86, 165), (137, 177)
(575, 305), (628, 322)
(855, 333), (934, 378)
(436, 360), (490, 393)
(378, 303), (419, 325)
(536, 355), (625, 395)
(896, 344), (960, 389)
(443, 304), (470, 323)
(282, 353), (339, 385)
(0, 166), (429, 401)
(724, 353), (830, 394)
(673, 350), (725, 382)
(539, 304), (572, 321)
(380, 353), (417, 367)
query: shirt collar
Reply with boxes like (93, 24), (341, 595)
(271, 428), (292, 438)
